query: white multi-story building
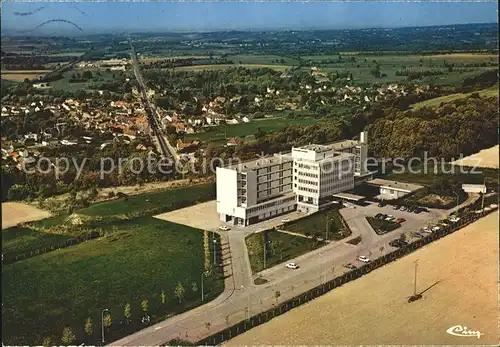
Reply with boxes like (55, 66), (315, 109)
(289, 145), (354, 214)
(329, 131), (369, 177)
(216, 156), (296, 226)
(216, 132), (369, 226)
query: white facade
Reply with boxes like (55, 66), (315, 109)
(216, 157), (295, 226)
(330, 131), (369, 176)
(216, 135), (369, 226)
(291, 145), (354, 213)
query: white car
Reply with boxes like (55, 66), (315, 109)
(431, 226), (441, 232)
(357, 255), (370, 263)
(285, 262), (299, 269)
(422, 227), (432, 233)
(218, 226), (230, 231)
(281, 218), (290, 223)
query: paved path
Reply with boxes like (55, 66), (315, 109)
(109, 200), (473, 346)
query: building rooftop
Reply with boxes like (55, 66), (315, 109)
(223, 156), (292, 172)
(297, 144), (332, 153)
(367, 179), (423, 192)
(329, 139), (360, 150)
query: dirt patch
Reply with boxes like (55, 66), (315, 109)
(226, 212), (499, 345)
(2, 202), (52, 229)
(452, 145), (499, 169)
(417, 193), (455, 206)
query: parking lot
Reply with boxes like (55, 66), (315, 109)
(339, 200), (448, 243)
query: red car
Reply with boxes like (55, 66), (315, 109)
(395, 218), (406, 223)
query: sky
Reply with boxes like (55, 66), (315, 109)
(1, 1), (498, 34)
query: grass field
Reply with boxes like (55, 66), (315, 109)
(245, 229), (326, 274)
(452, 145), (499, 169)
(48, 69), (123, 91)
(227, 212), (499, 345)
(2, 183), (222, 345)
(2, 217), (224, 346)
(282, 208), (348, 241)
(411, 86), (499, 109)
(2, 226), (73, 259)
(383, 162), (499, 189)
(175, 64), (291, 72)
(185, 117), (318, 143)
(1, 70), (52, 81)
(78, 182), (215, 217)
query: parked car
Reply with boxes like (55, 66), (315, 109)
(441, 222), (450, 227)
(281, 218), (290, 223)
(432, 226), (441, 232)
(343, 263), (357, 270)
(218, 226), (231, 231)
(393, 205), (401, 210)
(375, 213), (383, 219)
(285, 262), (299, 269)
(422, 227), (432, 233)
(412, 232), (425, 239)
(378, 201), (386, 207)
(395, 218), (406, 223)
(407, 206), (415, 212)
(400, 206), (407, 211)
(385, 216), (395, 221)
(357, 255), (370, 263)
(390, 239), (408, 248)
(449, 216), (461, 223)
(413, 207), (424, 214)
(378, 214), (387, 220)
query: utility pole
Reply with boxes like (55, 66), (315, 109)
(413, 259), (418, 297)
(481, 178), (486, 211)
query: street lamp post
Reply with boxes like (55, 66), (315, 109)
(452, 191), (460, 210)
(213, 238), (217, 265)
(101, 308), (109, 344)
(325, 218), (334, 241)
(263, 240), (270, 269)
(201, 271), (207, 302)
(319, 253), (327, 284)
(241, 285), (250, 320)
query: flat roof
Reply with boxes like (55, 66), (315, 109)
(224, 156), (292, 172)
(329, 139), (360, 150)
(295, 144), (331, 152)
(332, 192), (365, 201)
(366, 178), (423, 192)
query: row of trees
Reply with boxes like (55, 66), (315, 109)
(44, 283), (193, 346)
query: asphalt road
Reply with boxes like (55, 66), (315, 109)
(110, 201), (451, 346)
(129, 41), (178, 161)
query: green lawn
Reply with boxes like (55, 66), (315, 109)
(366, 217), (400, 235)
(410, 86), (499, 110)
(2, 226), (74, 260)
(78, 182), (215, 217)
(175, 64), (291, 72)
(245, 229), (326, 274)
(282, 208), (349, 241)
(185, 117), (319, 143)
(383, 163), (499, 189)
(49, 69), (122, 91)
(2, 215), (85, 262)
(2, 217), (224, 346)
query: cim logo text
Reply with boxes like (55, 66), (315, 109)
(446, 325), (483, 339)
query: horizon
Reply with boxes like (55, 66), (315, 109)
(1, 1), (498, 35)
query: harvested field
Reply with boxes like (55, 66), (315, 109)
(226, 212), (499, 345)
(452, 145), (499, 169)
(2, 202), (51, 229)
(1, 70), (51, 81)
